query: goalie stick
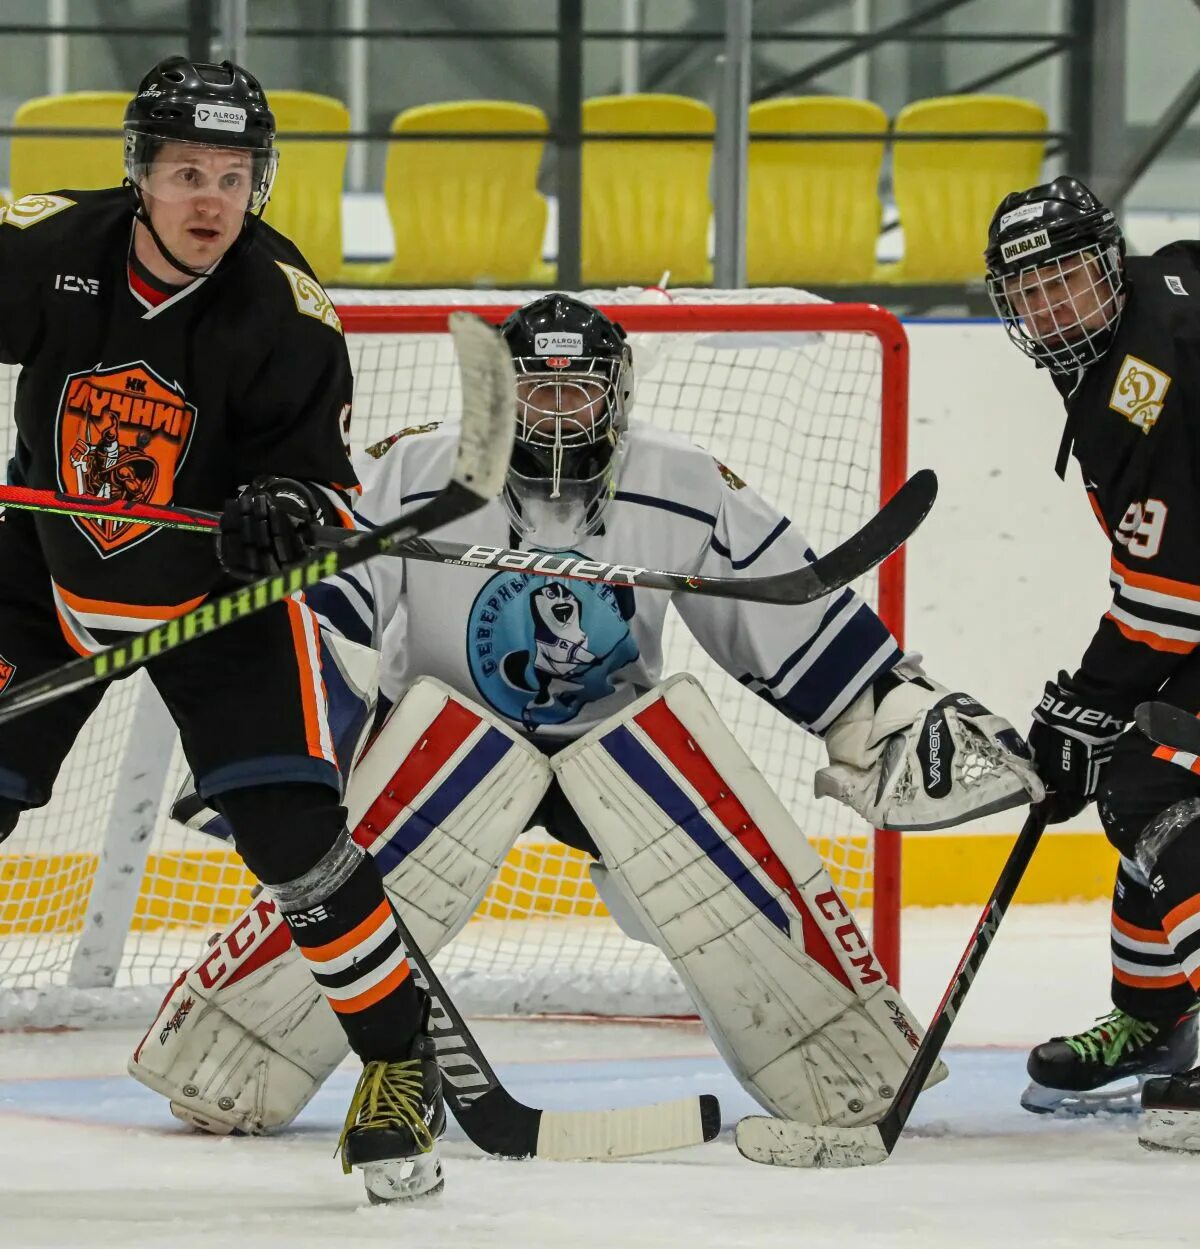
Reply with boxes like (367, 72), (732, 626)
(1135, 700), (1200, 755)
(0, 470), (938, 608)
(0, 311), (513, 727)
(395, 908), (720, 1160)
(735, 803), (1051, 1169)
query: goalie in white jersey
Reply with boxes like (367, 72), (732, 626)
(132, 294), (1043, 1144)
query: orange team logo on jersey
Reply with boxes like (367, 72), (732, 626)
(55, 361), (197, 556)
(0, 655), (14, 693)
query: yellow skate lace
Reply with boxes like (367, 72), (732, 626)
(337, 1058), (434, 1174)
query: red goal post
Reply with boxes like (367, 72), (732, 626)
(0, 290), (908, 1025)
(338, 296), (909, 985)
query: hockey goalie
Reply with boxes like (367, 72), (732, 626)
(129, 294), (1043, 1140)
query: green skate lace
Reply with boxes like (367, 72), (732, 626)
(1062, 1009), (1157, 1067)
(338, 1058), (434, 1174)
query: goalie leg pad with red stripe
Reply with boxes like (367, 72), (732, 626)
(554, 674), (944, 1128)
(130, 677), (550, 1134)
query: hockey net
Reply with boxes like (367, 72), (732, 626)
(0, 288), (907, 1025)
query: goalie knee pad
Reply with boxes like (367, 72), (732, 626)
(555, 674), (944, 1127)
(131, 677), (551, 1134)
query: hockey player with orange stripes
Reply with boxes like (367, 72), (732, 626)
(0, 56), (444, 1199)
(986, 177), (1200, 1145)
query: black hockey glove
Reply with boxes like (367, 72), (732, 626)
(218, 476), (322, 582)
(1028, 671), (1126, 823)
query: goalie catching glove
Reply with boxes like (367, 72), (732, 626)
(816, 656), (1043, 830)
(218, 475), (325, 581)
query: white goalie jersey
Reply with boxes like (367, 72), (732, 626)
(308, 419), (904, 744)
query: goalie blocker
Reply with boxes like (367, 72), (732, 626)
(133, 673), (954, 1137)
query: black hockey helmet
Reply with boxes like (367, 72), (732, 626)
(984, 176), (1126, 374)
(124, 55), (278, 214)
(499, 294), (635, 549)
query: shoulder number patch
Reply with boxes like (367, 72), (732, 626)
(3, 193), (76, 229)
(1109, 353), (1171, 434)
(275, 261), (343, 335)
(365, 422), (442, 459)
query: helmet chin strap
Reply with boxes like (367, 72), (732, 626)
(129, 184), (257, 281)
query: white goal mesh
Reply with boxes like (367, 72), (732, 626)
(0, 288), (906, 1025)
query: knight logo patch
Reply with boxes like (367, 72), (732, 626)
(55, 361), (197, 556)
(1109, 354), (1171, 434)
(0, 655), (15, 694)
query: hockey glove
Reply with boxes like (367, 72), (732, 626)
(816, 655), (1044, 830)
(1028, 671), (1125, 823)
(218, 476), (322, 582)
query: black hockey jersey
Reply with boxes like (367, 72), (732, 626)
(1054, 241), (1200, 717)
(0, 187), (356, 632)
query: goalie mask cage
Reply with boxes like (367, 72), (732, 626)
(0, 289), (907, 1027)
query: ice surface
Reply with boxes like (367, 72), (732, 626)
(3, 903), (1195, 1248)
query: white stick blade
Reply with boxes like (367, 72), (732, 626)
(448, 311), (515, 500)
(536, 1097), (710, 1160)
(735, 1116), (889, 1169)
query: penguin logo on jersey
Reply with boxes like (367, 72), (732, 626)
(55, 361), (197, 556)
(467, 566), (639, 729)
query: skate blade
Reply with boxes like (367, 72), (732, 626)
(359, 1150), (445, 1204)
(1020, 1078), (1144, 1117)
(1139, 1107), (1200, 1154)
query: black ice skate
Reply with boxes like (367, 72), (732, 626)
(339, 1032), (446, 1203)
(1020, 1006), (1198, 1116)
(1140, 1067), (1200, 1152)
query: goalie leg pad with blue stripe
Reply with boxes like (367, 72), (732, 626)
(130, 677), (551, 1134)
(554, 673), (945, 1128)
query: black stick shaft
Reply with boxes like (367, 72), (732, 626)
(876, 805), (1050, 1152)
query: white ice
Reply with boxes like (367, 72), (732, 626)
(3, 902), (1195, 1249)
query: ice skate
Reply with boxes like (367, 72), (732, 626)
(338, 1033), (446, 1204)
(1140, 1066), (1200, 1152)
(1021, 1007), (1198, 1115)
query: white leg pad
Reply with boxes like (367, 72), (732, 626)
(554, 674), (944, 1128)
(130, 677), (550, 1133)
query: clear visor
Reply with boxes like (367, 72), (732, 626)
(125, 130), (278, 213)
(987, 245), (1124, 374)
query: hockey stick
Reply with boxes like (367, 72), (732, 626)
(0, 469), (938, 608)
(735, 803), (1051, 1169)
(0, 312), (513, 727)
(393, 909), (721, 1161)
(1135, 700), (1200, 755)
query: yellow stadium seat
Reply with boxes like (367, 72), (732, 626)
(262, 91), (350, 284)
(747, 97), (886, 284)
(10, 92), (127, 199)
(581, 94), (713, 285)
(889, 94), (1048, 283)
(378, 101), (549, 286)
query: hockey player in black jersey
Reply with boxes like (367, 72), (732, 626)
(0, 56), (442, 1198)
(986, 176), (1200, 1145)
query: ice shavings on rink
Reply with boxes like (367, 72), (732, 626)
(3, 903), (1197, 1249)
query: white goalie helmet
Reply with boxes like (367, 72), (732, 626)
(499, 294), (635, 551)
